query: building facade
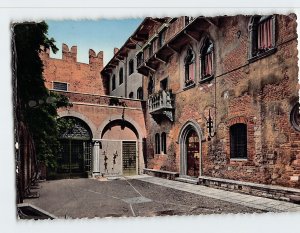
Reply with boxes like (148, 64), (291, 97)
(132, 15), (300, 189)
(41, 15), (300, 200)
(41, 43), (146, 178)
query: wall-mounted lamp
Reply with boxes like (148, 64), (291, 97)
(206, 109), (216, 139)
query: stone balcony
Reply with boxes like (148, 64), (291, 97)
(148, 90), (174, 122)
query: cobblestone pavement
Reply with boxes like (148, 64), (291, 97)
(24, 175), (300, 219)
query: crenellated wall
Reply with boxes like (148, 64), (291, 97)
(41, 43), (105, 95)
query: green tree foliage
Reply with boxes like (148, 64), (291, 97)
(14, 22), (72, 169)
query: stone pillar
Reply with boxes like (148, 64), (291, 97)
(92, 141), (101, 176)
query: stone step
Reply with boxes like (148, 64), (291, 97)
(175, 177), (199, 185)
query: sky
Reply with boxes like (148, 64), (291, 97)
(46, 19), (143, 65)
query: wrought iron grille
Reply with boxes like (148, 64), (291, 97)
(122, 141), (137, 176)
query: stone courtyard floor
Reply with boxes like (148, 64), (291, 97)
(24, 174), (300, 219)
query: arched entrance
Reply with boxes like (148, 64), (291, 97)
(100, 119), (139, 176)
(178, 121), (202, 178)
(57, 117), (92, 178)
(186, 130), (200, 177)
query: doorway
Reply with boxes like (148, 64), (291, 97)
(122, 141), (137, 176)
(186, 130), (200, 177)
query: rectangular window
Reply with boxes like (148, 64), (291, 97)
(230, 123), (247, 159)
(53, 82), (68, 91)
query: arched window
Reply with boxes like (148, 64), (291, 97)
(111, 75), (116, 91)
(128, 92), (134, 99)
(119, 68), (123, 85)
(201, 38), (214, 80)
(129, 59), (134, 75)
(184, 47), (195, 87)
(161, 132), (167, 154)
(249, 15), (275, 59)
(230, 123), (247, 159)
(137, 87), (143, 100)
(155, 133), (160, 154)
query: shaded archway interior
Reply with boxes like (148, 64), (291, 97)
(101, 119), (139, 140)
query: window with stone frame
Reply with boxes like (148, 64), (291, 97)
(161, 132), (167, 154)
(201, 39), (214, 80)
(119, 68), (124, 85)
(129, 59), (134, 75)
(184, 47), (196, 87)
(53, 81), (68, 91)
(111, 75), (116, 91)
(249, 15), (275, 60)
(155, 133), (160, 154)
(230, 123), (247, 159)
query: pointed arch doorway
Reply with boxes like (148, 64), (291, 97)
(179, 121), (202, 178)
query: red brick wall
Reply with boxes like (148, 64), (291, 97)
(40, 43), (105, 95)
(145, 14), (300, 188)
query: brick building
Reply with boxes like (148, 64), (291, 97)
(42, 15), (300, 200)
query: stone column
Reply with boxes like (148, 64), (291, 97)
(92, 141), (101, 177)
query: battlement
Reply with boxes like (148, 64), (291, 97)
(62, 43), (77, 62)
(41, 43), (104, 68)
(89, 49), (103, 65)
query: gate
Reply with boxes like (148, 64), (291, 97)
(122, 141), (137, 176)
(57, 140), (92, 178)
(55, 116), (93, 179)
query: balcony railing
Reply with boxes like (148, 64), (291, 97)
(148, 90), (174, 122)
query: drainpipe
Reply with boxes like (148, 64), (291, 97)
(125, 56), (128, 97)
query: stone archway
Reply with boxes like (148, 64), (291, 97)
(178, 120), (203, 177)
(56, 116), (93, 178)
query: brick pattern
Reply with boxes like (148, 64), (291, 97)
(41, 43), (105, 95)
(145, 14), (300, 188)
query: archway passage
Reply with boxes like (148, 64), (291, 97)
(56, 117), (92, 178)
(100, 119), (138, 176)
(186, 130), (200, 177)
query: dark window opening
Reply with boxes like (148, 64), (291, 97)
(230, 123), (247, 159)
(149, 43), (153, 57)
(137, 52), (144, 67)
(184, 47), (195, 86)
(111, 75), (116, 91)
(129, 59), (134, 75)
(137, 87), (143, 100)
(201, 39), (214, 79)
(155, 133), (160, 154)
(128, 92), (134, 99)
(161, 132), (167, 154)
(160, 78), (168, 91)
(53, 82), (68, 91)
(158, 29), (166, 48)
(147, 76), (154, 95)
(119, 68), (124, 85)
